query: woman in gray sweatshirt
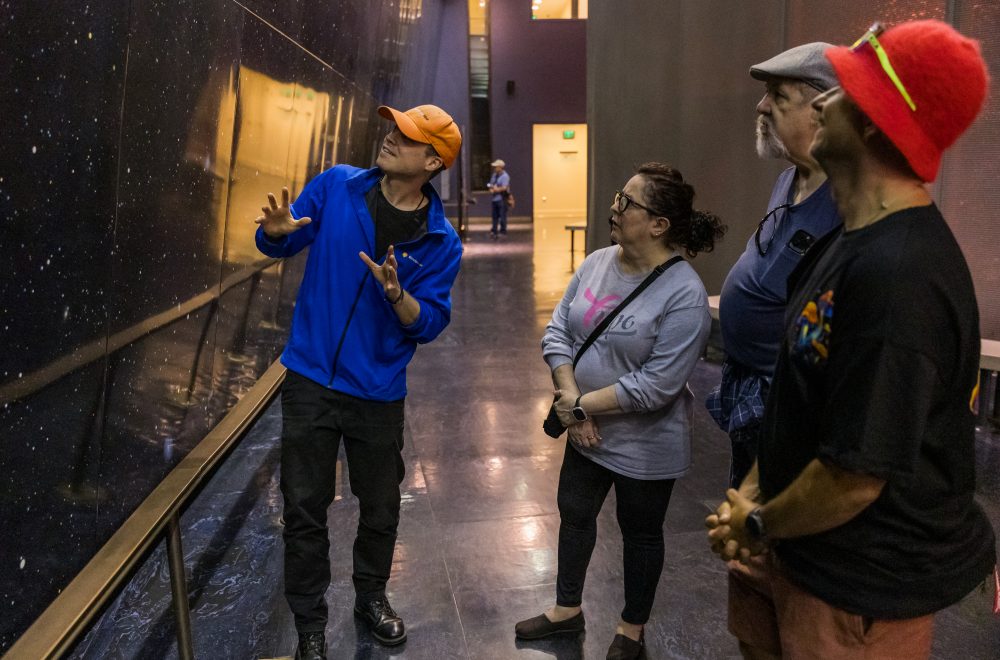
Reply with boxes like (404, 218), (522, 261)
(516, 163), (725, 659)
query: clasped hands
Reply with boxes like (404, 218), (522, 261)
(705, 488), (767, 564)
(553, 388), (601, 448)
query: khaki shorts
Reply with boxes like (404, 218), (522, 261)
(728, 553), (934, 660)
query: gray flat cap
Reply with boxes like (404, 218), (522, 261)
(750, 42), (838, 91)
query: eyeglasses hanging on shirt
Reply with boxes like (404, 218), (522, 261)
(755, 203), (791, 256)
(755, 203), (818, 257)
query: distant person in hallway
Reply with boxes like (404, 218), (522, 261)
(254, 104), (463, 660)
(706, 42), (841, 489)
(517, 163), (725, 660)
(488, 158), (510, 238)
(706, 20), (997, 660)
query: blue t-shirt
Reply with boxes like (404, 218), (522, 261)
(718, 168), (840, 374)
(489, 171), (510, 202)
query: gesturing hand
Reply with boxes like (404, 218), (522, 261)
(254, 187), (312, 238)
(359, 245), (402, 301)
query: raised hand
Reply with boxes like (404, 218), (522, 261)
(254, 187), (312, 238)
(359, 245), (402, 301)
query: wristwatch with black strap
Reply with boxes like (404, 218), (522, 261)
(745, 507), (768, 544)
(571, 395), (588, 422)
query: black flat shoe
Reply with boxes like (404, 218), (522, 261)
(354, 596), (407, 646)
(606, 630), (644, 660)
(294, 631), (326, 660)
(514, 611), (586, 639)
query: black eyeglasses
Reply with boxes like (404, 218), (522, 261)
(614, 190), (659, 216)
(755, 203), (792, 256)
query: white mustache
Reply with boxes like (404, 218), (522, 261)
(756, 115), (788, 159)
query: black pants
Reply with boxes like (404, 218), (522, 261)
(280, 370), (406, 633)
(556, 443), (675, 625)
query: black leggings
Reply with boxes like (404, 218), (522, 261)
(555, 442), (675, 625)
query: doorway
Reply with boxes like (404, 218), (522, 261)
(532, 123), (588, 276)
(532, 123), (587, 221)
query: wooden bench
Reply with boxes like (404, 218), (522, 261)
(981, 339), (1000, 372)
(565, 224), (587, 255)
(707, 295), (720, 321)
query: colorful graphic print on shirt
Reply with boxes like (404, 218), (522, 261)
(792, 289), (834, 367)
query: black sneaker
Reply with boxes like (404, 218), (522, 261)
(294, 631), (326, 660)
(354, 595), (407, 646)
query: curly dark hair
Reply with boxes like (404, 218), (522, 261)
(635, 162), (727, 257)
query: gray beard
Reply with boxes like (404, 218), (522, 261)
(755, 116), (788, 159)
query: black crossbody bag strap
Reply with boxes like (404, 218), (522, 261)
(571, 255), (684, 368)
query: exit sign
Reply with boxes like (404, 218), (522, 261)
(563, 130), (576, 139)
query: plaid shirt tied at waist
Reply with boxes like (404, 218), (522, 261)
(706, 359), (772, 435)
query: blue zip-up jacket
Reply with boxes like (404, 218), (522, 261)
(255, 165), (463, 401)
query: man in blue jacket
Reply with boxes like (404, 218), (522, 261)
(255, 104), (463, 660)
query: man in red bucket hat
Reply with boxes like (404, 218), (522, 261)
(707, 20), (997, 659)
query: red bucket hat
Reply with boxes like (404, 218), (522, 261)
(825, 20), (989, 182)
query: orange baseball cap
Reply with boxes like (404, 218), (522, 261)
(378, 104), (462, 169)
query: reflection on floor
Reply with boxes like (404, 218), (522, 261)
(73, 220), (1000, 658)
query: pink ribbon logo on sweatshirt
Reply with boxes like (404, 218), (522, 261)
(583, 288), (622, 328)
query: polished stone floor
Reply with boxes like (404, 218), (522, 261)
(74, 218), (1000, 658)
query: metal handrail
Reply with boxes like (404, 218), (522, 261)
(0, 257), (278, 406)
(4, 360), (287, 659)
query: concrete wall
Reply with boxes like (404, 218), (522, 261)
(432, 0), (472, 204)
(586, 0), (785, 294)
(586, 0), (1000, 341)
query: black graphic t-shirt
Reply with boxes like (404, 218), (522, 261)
(759, 204), (996, 618)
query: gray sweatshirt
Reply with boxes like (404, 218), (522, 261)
(542, 246), (711, 479)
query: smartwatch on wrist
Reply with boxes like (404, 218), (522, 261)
(571, 395), (588, 422)
(745, 507), (768, 543)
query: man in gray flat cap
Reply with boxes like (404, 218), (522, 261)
(706, 43), (842, 489)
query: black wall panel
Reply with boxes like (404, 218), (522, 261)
(0, 0), (452, 650)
